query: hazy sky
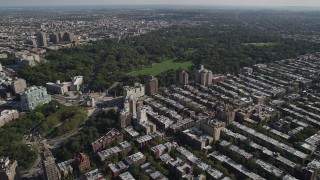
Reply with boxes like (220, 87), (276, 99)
(1, 0), (320, 7)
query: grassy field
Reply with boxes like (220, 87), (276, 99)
(128, 59), (193, 76)
(243, 42), (276, 47)
(184, 48), (197, 55)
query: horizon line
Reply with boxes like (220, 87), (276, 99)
(2, 4), (320, 8)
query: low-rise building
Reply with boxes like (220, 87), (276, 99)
(75, 153), (90, 173)
(124, 152), (146, 166)
(124, 126), (139, 137)
(135, 131), (164, 147)
(56, 159), (74, 177)
(46, 76), (83, 94)
(84, 169), (105, 180)
(0, 157), (18, 180)
(119, 171), (135, 180)
(0, 110), (19, 128)
(169, 118), (194, 134)
(123, 83), (145, 99)
(141, 162), (168, 180)
(15, 51), (40, 67)
(151, 142), (176, 158)
(92, 129), (123, 153)
(97, 141), (132, 162)
(12, 78), (27, 95)
(108, 161), (129, 178)
(304, 159), (320, 180)
(182, 127), (214, 150)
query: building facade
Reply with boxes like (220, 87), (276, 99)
(92, 129), (123, 153)
(0, 110), (19, 128)
(75, 153), (91, 173)
(146, 75), (158, 96)
(123, 83), (145, 99)
(20, 86), (51, 111)
(0, 157), (18, 180)
(49, 33), (60, 43)
(196, 119), (222, 141)
(12, 78), (27, 95)
(46, 76), (83, 94)
(42, 148), (61, 180)
(195, 65), (213, 86)
(37, 31), (47, 47)
(179, 70), (189, 85)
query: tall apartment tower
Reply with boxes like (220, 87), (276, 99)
(12, 78), (27, 95)
(0, 157), (18, 180)
(66, 32), (75, 42)
(59, 32), (65, 41)
(179, 70), (189, 85)
(49, 33), (60, 43)
(37, 32), (47, 47)
(195, 65), (212, 86)
(146, 75), (158, 96)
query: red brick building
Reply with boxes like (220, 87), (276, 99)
(91, 128), (123, 153)
(75, 153), (90, 172)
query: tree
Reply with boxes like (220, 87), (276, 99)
(128, 164), (140, 178)
(193, 167), (205, 176)
(34, 112), (45, 121)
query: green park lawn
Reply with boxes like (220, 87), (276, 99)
(183, 48), (198, 55)
(128, 58), (193, 76)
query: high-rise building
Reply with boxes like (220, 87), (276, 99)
(20, 86), (51, 111)
(179, 70), (189, 85)
(146, 75), (158, 96)
(216, 105), (235, 126)
(59, 32), (65, 42)
(119, 108), (132, 129)
(195, 65), (213, 86)
(12, 78), (27, 95)
(137, 107), (148, 123)
(123, 96), (137, 114)
(49, 33), (60, 43)
(37, 32), (47, 47)
(66, 32), (75, 42)
(0, 157), (18, 180)
(42, 148), (61, 180)
(196, 119), (222, 141)
(26, 38), (37, 47)
(62, 32), (75, 42)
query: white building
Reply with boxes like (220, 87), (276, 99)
(46, 76), (83, 94)
(0, 110), (19, 128)
(20, 86), (51, 111)
(123, 83), (145, 99)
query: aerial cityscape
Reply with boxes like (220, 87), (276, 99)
(1, 1), (320, 180)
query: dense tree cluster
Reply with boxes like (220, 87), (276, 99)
(0, 101), (61, 170)
(55, 109), (117, 161)
(17, 23), (320, 92)
(40, 106), (87, 138)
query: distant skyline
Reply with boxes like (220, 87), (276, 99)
(1, 0), (320, 7)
